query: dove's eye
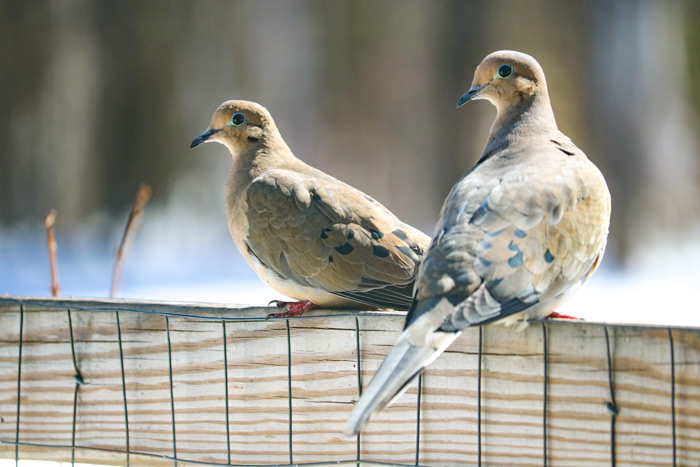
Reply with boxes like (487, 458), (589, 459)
(497, 64), (513, 79)
(231, 112), (246, 126)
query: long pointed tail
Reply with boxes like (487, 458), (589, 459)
(345, 328), (460, 436)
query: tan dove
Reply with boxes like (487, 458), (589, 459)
(346, 50), (611, 435)
(191, 100), (430, 317)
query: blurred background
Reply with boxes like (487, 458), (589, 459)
(1, 0), (699, 325)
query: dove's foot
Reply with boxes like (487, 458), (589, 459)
(266, 300), (319, 319)
(547, 311), (583, 320)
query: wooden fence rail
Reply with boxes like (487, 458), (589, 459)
(0, 296), (698, 466)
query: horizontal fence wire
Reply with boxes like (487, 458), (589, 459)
(1, 440), (425, 467)
(0, 297), (405, 322)
(0, 296), (676, 332)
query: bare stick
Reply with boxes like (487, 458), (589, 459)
(45, 209), (59, 297)
(110, 183), (152, 298)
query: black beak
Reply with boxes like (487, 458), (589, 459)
(457, 83), (488, 108)
(190, 128), (220, 148)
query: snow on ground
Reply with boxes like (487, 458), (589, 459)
(1, 219), (699, 328)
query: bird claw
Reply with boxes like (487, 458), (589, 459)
(547, 311), (583, 320)
(265, 300), (319, 319)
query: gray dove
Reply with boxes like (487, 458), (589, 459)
(346, 50), (611, 435)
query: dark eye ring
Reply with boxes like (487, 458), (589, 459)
(497, 64), (513, 79)
(231, 112), (246, 126)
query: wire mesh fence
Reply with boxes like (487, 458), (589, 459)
(0, 296), (698, 466)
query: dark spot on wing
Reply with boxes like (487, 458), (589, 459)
(392, 229), (408, 241)
(328, 255), (334, 263)
(544, 249), (555, 263)
(369, 228), (384, 240)
(372, 245), (390, 258)
(557, 147), (575, 156)
(514, 229), (527, 238)
(551, 139), (575, 156)
(478, 239), (492, 250)
(247, 136), (259, 143)
(470, 199), (490, 224)
(508, 240), (519, 251)
(488, 278), (503, 287)
(508, 251), (524, 268)
(335, 243), (354, 255)
(478, 257), (492, 267)
(320, 229), (329, 239)
(397, 245), (418, 260)
(485, 228), (505, 238)
(347, 229), (355, 240)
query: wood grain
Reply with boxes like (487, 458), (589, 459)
(0, 296), (698, 466)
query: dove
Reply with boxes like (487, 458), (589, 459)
(191, 100), (430, 317)
(346, 51), (611, 435)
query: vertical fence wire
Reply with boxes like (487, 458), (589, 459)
(14, 304), (24, 466)
(67, 309), (83, 467)
(415, 374), (423, 466)
(71, 383), (79, 466)
(222, 321), (232, 465)
(67, 310), (84, 383)
(604, 326), (618, 467)
(116, 311), (130, 467)
(355, 317), (362, 464)
(286, 319), (293, 465)
(668, 328), (676, 467)
(166, 316), (177, 466)
(477, 326), (483, 467)
(542, 322), (548, 467)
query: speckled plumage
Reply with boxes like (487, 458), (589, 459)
(191, 100), (430, 311)
(346, 51), (611, 435)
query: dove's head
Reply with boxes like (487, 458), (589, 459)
(457, 51), (549, 111)
(191, 100), (279, 154)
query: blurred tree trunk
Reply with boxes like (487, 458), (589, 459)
(0, 2), (51, 224)
(589, 0), (700, 262)
(44, 0), (101, 225)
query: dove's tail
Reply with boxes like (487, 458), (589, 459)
(345, 328), (460, 436)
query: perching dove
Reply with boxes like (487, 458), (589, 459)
(191, 100), (430, 317)
(346, 50), (611, 435)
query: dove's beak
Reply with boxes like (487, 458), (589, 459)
(457, 83), (488, 108)
(190, 128), (220, 148)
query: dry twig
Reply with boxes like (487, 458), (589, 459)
(110, 183), (152, 298)
(45, 209), (59, 297)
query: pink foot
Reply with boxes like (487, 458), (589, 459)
(266, 300), (319, 319)
(547, 311), (583, 320)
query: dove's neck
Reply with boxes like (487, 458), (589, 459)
(227, 133), (298, 193)
(482, 94), (558, 159)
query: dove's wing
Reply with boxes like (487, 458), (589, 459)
(408, 136), (610, 330)
(243, 168), (430, 310)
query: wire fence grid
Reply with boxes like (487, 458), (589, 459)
(0, 297), (695, 467)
